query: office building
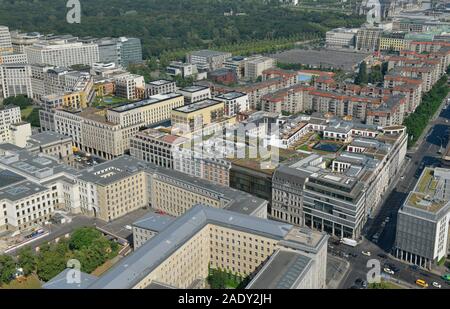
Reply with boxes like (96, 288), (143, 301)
(187, 50), (232, 71)
(77, 156), (149, 221)
(356, 27), (382, 51)
(26, 132), (73, 159)
(52, 205), (328, 289)
(132, 211), (175, 249)
(395, 167), (450, 269)
(0, 26), (13, 55)
(166, 61), (198, 78)
(0, 64), (33, 98)
(25, 39), (99, 67)
(9, 30), (43, 53)
(113, 73), (145, 100)
(325, 28), (358, 49)
(0, 105), (22, 143)
(244, 56), (276, 81)
(171, 99), (225, 132)
(0, 145), (81, 231)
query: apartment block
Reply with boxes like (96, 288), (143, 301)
(215, 91), (249, 117)
(171, 99), (225, 132)
(145, 79), (177, 97)
(177, 85), (211, 104)
(356, 27), (382, 51)
(114, 73), (145, 100)
(166, 61), (198, 78)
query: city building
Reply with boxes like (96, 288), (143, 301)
(379, 32), (408, 52)
(356, 27), (382, 51)
(132, 211), (175, 249)
(187, 50), (232, 71)
(9, 30), (43, 53)
(113, 73), (145, 100)
(0, 145), (81, 231)
(8, 122), (32, 148)
(395, 167), (450, 269)
(76, 156), (149, 221)
(215, 91), (249, 117)
(177, 85), (211, 104)
(62, 205), (328, 289)
(244, 56), (276, 81)
(325, 28), (358, 49)
(0, 105), (22, 144)
(224, 56), (247, 80)
(24, 39), (99, 67)
(26, 132), (73, 159)
(130, 128), (187, 169)
(271, 124), (408, 239)
(171, 99), (226, 133)
(0, 64), (33, 99)
(145, 80), (177, 97)
(166, 61), (198, 78)
(0, 26), (13, 55)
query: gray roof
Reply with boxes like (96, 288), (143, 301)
(0, 169), (26, 188)
(132, 211), (176, 232)
(215, 91), (247, 101)
(0, 179), (49, 202)
(78, 155), (147, 186)
(42, 269), (98, 289)
(246, 249), (312, 289)
(87, 205), (293, 289)
(27, 132), (72, 149)
(0, 144), (80, 181)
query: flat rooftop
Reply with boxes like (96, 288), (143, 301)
(173, 99), (222, 114)
(111, 93), (182, 113)
(178, 85), (209, 93)
(246, 249), (312, 289)
(405, 167), (449, 213)
(87, 205), (293, 289)
(27, 132), (71, 149)
(148, 79), (174, 86)
(78, 156), (146, 186)
(132, 211), (176, 232)
(215, 91), (247, 100)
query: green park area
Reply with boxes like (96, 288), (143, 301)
(0, 227), (120, 289)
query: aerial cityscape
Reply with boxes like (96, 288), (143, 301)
(0, 0), (450, 294)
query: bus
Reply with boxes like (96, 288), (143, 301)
(415, 279), (428, 288)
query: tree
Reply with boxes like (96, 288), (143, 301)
(17, 247), (36, 276)
(36, 250), (67, 282)
(69, 227), (103, 251)
(0, 255), (16, 284)
(368, 65), (383, 85)
(3, 95), (32, 109)
(354, 61), (368, 85)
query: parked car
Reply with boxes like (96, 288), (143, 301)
(432, 282), (442, 289)
(361, 251), (371, 257)
(415, 279), (428, 288)
(383, 268), (395, 275)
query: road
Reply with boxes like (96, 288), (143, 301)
(339, 94), (450, 289)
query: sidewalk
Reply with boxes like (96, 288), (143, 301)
(326, 255), (350, 289)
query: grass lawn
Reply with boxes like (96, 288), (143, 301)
(0, 274), (42, 289)
(20, 105), (34, 119)
(93, 96), (130, 107)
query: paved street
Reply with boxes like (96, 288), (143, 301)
(338, 94), (450, 289)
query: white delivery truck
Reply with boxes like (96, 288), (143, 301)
(340, 238), (358, 247)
